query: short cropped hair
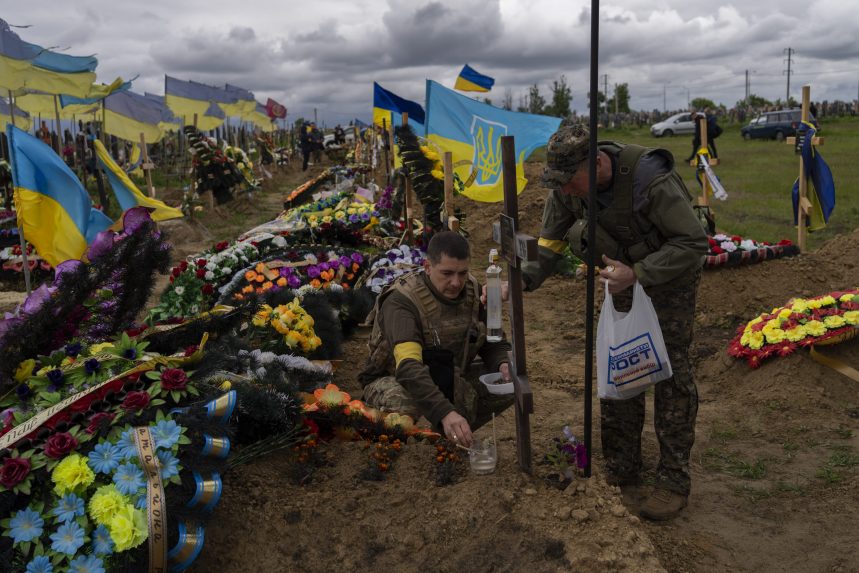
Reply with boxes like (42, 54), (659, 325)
(426, 231), (470, 263)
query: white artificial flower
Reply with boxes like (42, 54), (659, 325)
(221, 267), (231, 275)
(206, 262), (216, 271)
(205, 271), (215, 281)
(190, 305), (199, 314)
(272, 236), (287, 248)
(174, 286), (185, 295)
(713, 233), (729, 242)
(720, 241), (737, 253)
(739, 239), (757, 251)
(304, 254), (318, 264)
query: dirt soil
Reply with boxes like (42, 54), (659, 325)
(5, 158), (857, 572)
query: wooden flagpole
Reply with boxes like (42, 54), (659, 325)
(139, 133), (156, 197)
(785, 85), (823, 252)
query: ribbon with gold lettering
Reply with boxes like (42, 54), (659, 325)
(0, 361), (154, 451)
(133, 426), (168, 573)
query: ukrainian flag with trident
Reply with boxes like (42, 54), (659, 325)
(424, 80), (561, 203)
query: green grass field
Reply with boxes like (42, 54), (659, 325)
(597, 118), (859, 251)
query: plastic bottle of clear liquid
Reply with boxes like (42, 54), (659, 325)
(486, 249), (503, 342)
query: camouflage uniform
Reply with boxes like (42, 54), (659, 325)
(359, 272), (513, 430)
(524, 122), (708, 495)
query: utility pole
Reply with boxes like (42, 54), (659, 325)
(602, 74), (609, 115)
(313, 107), (318, 124)
(745, 69), (750, 103)
(783, 48), (794, 104)
(663, 84), (667, 112)
(614, 83), (618, 115)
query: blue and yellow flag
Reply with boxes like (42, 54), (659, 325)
(373, 82), (425, 125)
(0, 18), (96, 97)
(103, 90), (164, 144)
(93, 139), (184, 223)
(425, 80), (561, 203)
(792, 121), (835, 232)
(0, 98), (31, 131)
(454, 64), (494, 93)
(6, 125), (112, 266)
(164, 75), (232, 130)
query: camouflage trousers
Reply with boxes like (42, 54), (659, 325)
(362, 374), (514, 431)
(600, 271), (701, 495)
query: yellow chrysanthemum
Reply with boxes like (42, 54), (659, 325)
(52, 454), (95, 495)
(14, 359), (36, 382)
(819, 295), (836, 307)
(806, 298), (824, 310)
(777, 308), (792, 319)
(384, 412), (415, 432)
(347, 207), (356, 215)
(763, 319), (782, 332)
(334, 211), (346, 220)
(284, 331), (303, 348)
(764, 328), (786, 344)
(843, 310), (859, 325)
(431, 169), (445, 180)
(789, 299), (809, 313)
(839, 294), (856, 303)
(785, 327), (806, 342)
(252, 306), (272, 327)
(823, 315), (846, 328)
(89, 485), (130, 525)
(272, 319), (293, 336)
(746, 331), (765, 350)
(804, 320), (827, 336)
(308, 215), (318, 223)
(109, 503), (149, 552)
(322, 215), (333, 223)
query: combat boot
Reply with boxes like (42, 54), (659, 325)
(639, 487), (688, 521)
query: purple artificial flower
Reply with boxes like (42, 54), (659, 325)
(339, 256), (351, 268)
(348, 214), (359, 223)
(22, 284), (57, 315)
(287, 275), (301, 289)
(122, 207), (153, 235)
(64, 342), (82, 357)
(123, 348), (138, 360)
(318, 262), (330, 272)
(47, 369), (65, 388)
(16, 384), (31, 400)
(84, 358), (100, 375)
(350, 253), (364, 264)
(54, 260), (83, 282)
(306, 265), (320, 279)
(86, 231), (116, 261)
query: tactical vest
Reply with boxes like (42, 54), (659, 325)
(567, 142), (691, 266)
(364, 272), (485, 383)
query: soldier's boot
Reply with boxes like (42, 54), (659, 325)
(639, 487), (688, 521)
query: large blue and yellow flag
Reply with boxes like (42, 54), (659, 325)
(454, 64), (494, 93)
(425, 80), (561, 203)
(6, 125), (113, 266)
(104, 90), (164, 144)
(0, 98), (31, 131)
(792, 121), (835, 232)
(164, 76), (233, 130)
(0, 18), (97, 97)
(93, 139), (183, 223)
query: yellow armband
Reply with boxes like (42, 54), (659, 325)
(538, 237), (567, 254)
(393, 341), (423, 367)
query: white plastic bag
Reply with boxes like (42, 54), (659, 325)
(597, 281), (673, 400)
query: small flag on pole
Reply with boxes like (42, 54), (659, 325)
(454, 64), (495, 93)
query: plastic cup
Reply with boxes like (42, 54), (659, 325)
(469, 437), (497, 475)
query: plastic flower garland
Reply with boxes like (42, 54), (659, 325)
(232, 250), (365, 301)
(708, 233), (794, 256)
(1, 413), (190, 572)
(728, 288), (859, 368)
(365, 245), (426, 293)
(251, 298), (322, 354)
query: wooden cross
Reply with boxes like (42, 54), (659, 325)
(442, 151), (460, 232)
(138, 133), (156, 198)
(489, 135), (537, 474)
(689, 113), (719, 208)
(786, 84), (824, 253)
(400, 112), (414, 244)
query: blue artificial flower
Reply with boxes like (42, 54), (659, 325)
(8, 507), (44, 543)
(84, 358), (100, 375)
(16, 383), (31, 400)
(25, 555), (53, 573)
(67, 554), (105, 573)
(51, 493), (85, 523)
(88, 442), (123, 474)
(64, 342), (82, 357)
(158, 450), (180, 480)
(135, 493), (148, 510)
(46, 369), (64, 387)
(115, 429), (139, 460)
(122, 347), (137, 360)
(113, 462), (145, 495)
(49, 521), (85, 555)
(151, 419), (181, 450)
(92, 524), (114, 555)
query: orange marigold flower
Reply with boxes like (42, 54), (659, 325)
(313, 383), (351, 407)
(310, 279), (322, 289)
(277, 277), (288, 287)
(255, 262), (266, 273)
(244, 271), (256, 281)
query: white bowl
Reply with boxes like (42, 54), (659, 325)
(480, 372), (514, 395)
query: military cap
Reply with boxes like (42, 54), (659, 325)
(542, 121), (590, 189)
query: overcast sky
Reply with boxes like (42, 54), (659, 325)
(4, 0), (858, 126)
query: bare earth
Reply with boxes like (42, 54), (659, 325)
(5, 160), (857, 572)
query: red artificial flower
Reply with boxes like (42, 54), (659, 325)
(215, 241), (229, 252)
(44, 432), (80, 458)
(727, 339), (744, 357)
(44, 410), (72, 431)
(171, 267), (182, 278)
(196, 259), (208, 267)
(777, 239), (793, 246)
(160, 368), (188, 390)
(183, 344), (199, 357)
(196, 268), (206, 279)
(731, 235), (742, 242)
(746, 354), (763, 369)
(121, 391), (151, 412)
(180, 261), (189, 271)
(302, 417), (320, 437)
(708, 238), (718, 247)
(69, 393), (97, 413)
(711, 246), (724, 255)
(86, 412), (115, 434)
(124, 324), (148, 338)
(201, 283), (215, 296)
(776, 341), (797, 357)
(0, 457), (31, 489)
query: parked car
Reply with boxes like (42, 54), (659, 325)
(740, 109), (818, 141)
(650, 113), (696, 137)
(323, 130), (356, 148)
